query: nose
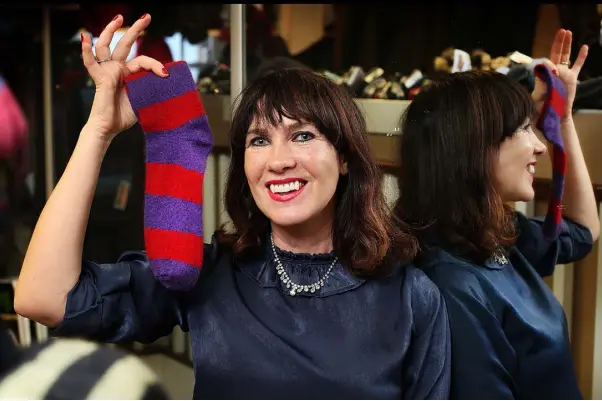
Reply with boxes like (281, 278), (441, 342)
(532, 133), (548, 156)
(267, 142), (297, 173)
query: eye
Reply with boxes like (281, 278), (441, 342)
(248, 136), (269, 147)
(522, 123), (532, 131)
(293, 131), (315, 142)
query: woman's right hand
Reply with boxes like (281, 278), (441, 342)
(82, 13), (168, 142)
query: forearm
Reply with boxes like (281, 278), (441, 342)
(15, 126), (110, 325)
(560, 117), (600, 240)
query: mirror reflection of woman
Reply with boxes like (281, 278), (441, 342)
(396, 29), (599, 399)
(14, 15), (451, 399)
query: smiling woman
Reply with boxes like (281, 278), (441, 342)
(220, 68), (397, 273)
(395, 29), (599, 399)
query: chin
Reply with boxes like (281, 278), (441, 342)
(265, 210), (314, 228)
(501, 186), (535, 203)
(514, 188), (535, 203)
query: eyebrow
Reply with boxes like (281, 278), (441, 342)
(246, 121), (310, 136)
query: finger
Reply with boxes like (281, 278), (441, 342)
(126, 55), (169, 77)
(549, 29), (565, 64)
(94, 15), (123, 61)
(539, 59), (559, 75)
(571, 44), (589, 73)
(81, 33), (102, 78)
(112, 13), (151, 61)
(560, 30), (572, 64)
(533, 74), (546, 96)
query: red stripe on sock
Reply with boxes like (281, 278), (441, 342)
(138, 91), (205, 133)
(547, 199), (563, 226)
(146, 163), (203, 204)
(548, 197), (561, 209)
(554, 209), (562, 225)
(145, 227), (203, 266)
(548, 88), (566, 119)
(552, 148), (567, 175)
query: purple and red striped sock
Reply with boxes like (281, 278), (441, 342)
(533, 64), (567, 241)
(125, 61), (213, 291)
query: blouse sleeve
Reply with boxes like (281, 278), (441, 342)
(439, 270), (517, 399)
(48, 251), (186, 344)
(402, 269), (451, 400)
(514, 212), (594, 277)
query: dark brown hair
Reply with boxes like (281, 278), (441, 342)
(394, 70), (537, 263)
(217, 68), (417, 276)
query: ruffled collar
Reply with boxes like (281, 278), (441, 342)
(239, 239), (366, 297)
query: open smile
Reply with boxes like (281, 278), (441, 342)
(265, 178), (308, 202)
(527, 162), (536, 176)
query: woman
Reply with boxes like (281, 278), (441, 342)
(14, 15), (450, 399)
(395, 29), (599, 399)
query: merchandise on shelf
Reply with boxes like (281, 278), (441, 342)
(194, 45), (602, 110)
(317, 66), (431, 101)
(197, 63), (231, 95)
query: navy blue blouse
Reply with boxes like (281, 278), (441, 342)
(419, 213), (593, 399)
(50, 237), (450, 399)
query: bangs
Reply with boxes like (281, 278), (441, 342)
(235, 69), (347, 148)
(496, 78), (538, 140)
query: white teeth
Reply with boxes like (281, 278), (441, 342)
(269, 181), (303, 194)
(527, 164), (535, 174)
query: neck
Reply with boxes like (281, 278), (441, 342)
(271, 219), (334, 255)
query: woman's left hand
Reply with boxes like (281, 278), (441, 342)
(532, 29), (588, 119)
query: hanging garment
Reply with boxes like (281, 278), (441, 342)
(0, 76), (27, 161)
(0, 76), (28, 276)
(135, 36), (173, 65)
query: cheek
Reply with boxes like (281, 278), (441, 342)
(498, 142), (528, 170)
(492, 151), (513, 190)
(305, 147), (341, 178)
(243, 151), (263, 184)
(510, 137), (533, 162)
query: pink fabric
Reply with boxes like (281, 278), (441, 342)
(0, 78), (28, 159)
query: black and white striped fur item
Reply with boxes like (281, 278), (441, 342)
(0, 335), (168, 399)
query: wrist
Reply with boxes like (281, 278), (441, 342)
(80, 124), (113, 152)
(561, 115), (574, 125)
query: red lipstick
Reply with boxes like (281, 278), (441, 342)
(266, 178), (307, 202)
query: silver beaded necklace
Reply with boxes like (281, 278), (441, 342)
(491, 245), (509, 265)
(491, 252), (508, 265)
(270, 235), (338, 296)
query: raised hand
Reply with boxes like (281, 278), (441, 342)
(82, 13), (168, 141)
(549, 29), (588, 117)
(532, 29), (588, 118)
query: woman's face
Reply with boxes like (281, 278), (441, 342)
(244, 115), (346, 231)
(493, 121), (547, 202)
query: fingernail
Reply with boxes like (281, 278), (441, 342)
(140, 13), (148, 20)
(162, 67), (169, 75)
(113, 15), (120, 21)
(553, 69), (558, 76)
